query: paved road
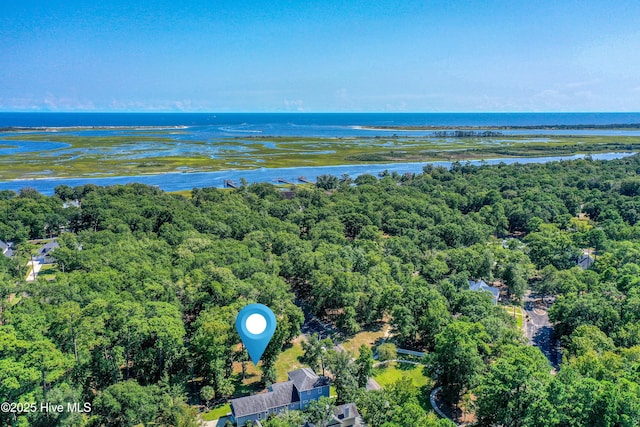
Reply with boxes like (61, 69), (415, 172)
(523, 291), (561, 368)
(373, 359), (422, 367)
(366, 377), (382, 391)
(430, 386), (466, 426)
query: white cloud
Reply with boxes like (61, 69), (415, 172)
(382, 101), (408, 112)
(0, 95), (96, 111)
(283, 99), (305, 112)
(563, 79), (600, 89)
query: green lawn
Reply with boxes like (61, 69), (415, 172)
(37, 263), (58, 281)
(274, 338), (305, 381)
(503, 305), (524, 328)
(202, 403), (231, 421)
(373, 361), (430, 388)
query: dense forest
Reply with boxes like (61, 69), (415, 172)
(1, 155), (640, 426)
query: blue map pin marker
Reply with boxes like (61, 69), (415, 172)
(236, 303), (277, 365)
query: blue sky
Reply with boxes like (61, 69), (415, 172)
(2, 0), (640, 112)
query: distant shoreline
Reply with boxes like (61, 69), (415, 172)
(353, 123), (640, 131)
(0, 125), (189, 132)
(4, 122), (640, 134)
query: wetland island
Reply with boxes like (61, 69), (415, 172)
(2, 114), (640, 193)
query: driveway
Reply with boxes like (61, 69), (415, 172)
(26, 259), (43, 282)
(523, 291), (560, 368)
(201, 417), (229, 427)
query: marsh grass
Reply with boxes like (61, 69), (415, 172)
(1, 131), (639, 180)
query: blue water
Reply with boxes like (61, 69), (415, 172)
(2, 112), (640, 128)
(0, 152), (635, 196)
(2, 113), (640, 138)
(0, 140), (71, 155)
(1, 113), (639, 194)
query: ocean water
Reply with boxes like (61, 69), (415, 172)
(2, 112), (640, 136)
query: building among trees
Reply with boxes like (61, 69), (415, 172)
(35, 239), (59, 264)
(577, 253), (595, 269)
(304, 403), (364, 427)
(230, 368), (330, 426)
(0, 240), (13, 257)
(468, 279), (500, 305)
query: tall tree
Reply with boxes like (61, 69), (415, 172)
(502, 263), (527, 301)
(305, 396), (334, 427)
(301, 334), (332, 375)
(474, 345), (552, 427)
(426, 321), (490, 406)
(315, 175), (339, 191)
(327, 350), (358, 405)
(355, 345), (374, 388)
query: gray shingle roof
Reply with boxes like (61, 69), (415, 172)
(288, 367), (328, 392)
(577, 254), (594, 269)
(231, 368), (331, 419)
(231, 394), (268, 417)
(231, 381), (297, 417)
(231, 380), (301, 417)
(265, 381), (297, 408)
(38, 240), (59, 256)
(332, 402), (359, 421)
(0, 240), (12, 257)
(305, 403), (364, 427)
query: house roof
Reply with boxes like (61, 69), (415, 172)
(0, 241), (13, 257)
(265, 381), (297, 409)
(288, 367), (329, 392)
(38, 240), (60, 256)
(232, 394), (268, 418)
(469, 280), (500, 299)
(231, 382), (298, 417)
(231, 368), (330, 418)
(577, 254), (594, 269)
(332, 402), (360, 422)
(305, 403), (364, 427)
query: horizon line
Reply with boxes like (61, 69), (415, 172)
(2, 111), (640, 114)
